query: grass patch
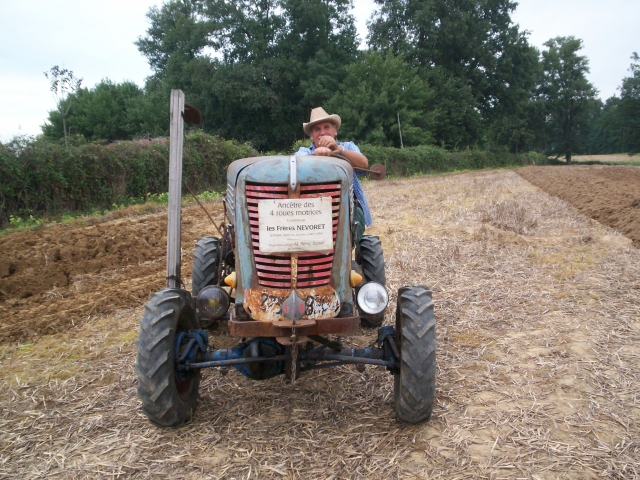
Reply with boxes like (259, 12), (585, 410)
(0, 188), (223, 237)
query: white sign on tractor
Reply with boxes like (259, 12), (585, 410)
(258, 197), (333, 253)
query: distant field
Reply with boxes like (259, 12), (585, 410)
(573, 153), (639, 163)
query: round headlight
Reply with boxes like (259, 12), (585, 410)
(357, 282), (389, 315)
(196, 286), (230, 319)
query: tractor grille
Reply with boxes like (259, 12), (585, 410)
(246, 182), (341, 288)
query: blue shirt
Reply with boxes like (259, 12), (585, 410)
(294, 141), (373, 227)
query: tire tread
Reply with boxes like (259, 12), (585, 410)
(136, 288), (200, 427)
(192, 237), (220, 297)
(394, 286), (436, 424)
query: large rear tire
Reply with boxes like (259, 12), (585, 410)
(394, 286), (436, 423)
(358, 235), (386, 328)
(136, 288), (200, 427)
(192, 236), (220, 297)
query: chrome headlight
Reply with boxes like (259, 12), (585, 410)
(357, 282), (389, 315)
(196, 286), (230, 319)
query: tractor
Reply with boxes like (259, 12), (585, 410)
(135, 92), (436, 427)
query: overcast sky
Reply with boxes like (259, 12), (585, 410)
(1, 0), (638, 142)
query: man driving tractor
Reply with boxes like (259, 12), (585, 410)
(294, 107), (372, 243)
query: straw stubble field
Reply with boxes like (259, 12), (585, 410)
(0, 167), (639, 478)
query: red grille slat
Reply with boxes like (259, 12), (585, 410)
(298, 250), (334, 257)
(300, 192), (341, 199)
(246, 181), (341, 289)
(256, 265), (292, 273)
(257, 271), (292, 280)
(254, 257), (291, 265)
(297, 279), (329, 287)
(260, 280), (292, 288)
(300, 184), (340, 191)
(247, 185), (288, 192)
(246, 192), (288, 199)
(298, 271), (331, 280)
(298, 258), (333, 266)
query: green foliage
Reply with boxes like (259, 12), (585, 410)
(291, 138), (312, 154)
(617, 52), (640, 154)
(540, 37), (598, 163)
(368, 0), (540, 149)
(586, 53), (640, 155)
(8, 214), (44, 230)
(43, 79), (169, 142)
(0, 133), (256, 226)
(360, 144), (547, 176)
(424, 68), (483, 149)
(44, 66), (83, 148)
(327, 52), (435, 147)
(1, 129), (550, 229)
(132, 0), (359, 152)
(37, 0), (630, 158)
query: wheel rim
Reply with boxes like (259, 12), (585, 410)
(175, 309), (197, 400)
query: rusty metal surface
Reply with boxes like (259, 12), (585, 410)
(244, 285), (340, 322)
(290, 254), (298, 289)
(229, 314), (360, 337)
(183, 104), (202, 124)
(233, 156), (354, 308)
(276, 335), (309, 346)
(368, 163), (386, 181)
(244, 181), (341, 289)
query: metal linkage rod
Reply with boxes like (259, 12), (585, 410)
(180, 345), (397, 370)
(182, 355), (289, 370)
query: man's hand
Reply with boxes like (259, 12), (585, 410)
(314, 146), (333, 156)
(316, 135), (340, 152)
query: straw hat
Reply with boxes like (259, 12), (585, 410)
(303, 107), (341, 136)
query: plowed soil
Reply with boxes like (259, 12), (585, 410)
(0, 203), (223, 343)
(1, 166), (639, 479)
(517, 165), (640, 248)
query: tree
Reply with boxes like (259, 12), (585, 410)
(135, 0), (359, 151)
(44, 66), (82, 147)
(135, 0), (210, 72)
(617, 52), (640, 154)
(368, 0), (536, 113)
(42, 80), (168, 141)
(587, 98), (621, 154)
(327, 52), (434, 147)
(540, 37), (598, 163)
(423, 67), (482, 149)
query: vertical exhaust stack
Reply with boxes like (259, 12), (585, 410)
(167, 89), (185, 288)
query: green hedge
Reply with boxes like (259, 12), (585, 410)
(359, 145), (548, 176)
(0, 133), (257, 225)
(1, 133), (547, 226)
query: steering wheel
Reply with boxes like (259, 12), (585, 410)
(330, 152), (386, 180)
(330, 152), (351, 164)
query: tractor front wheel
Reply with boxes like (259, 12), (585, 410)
(192, 236), (221, 296)
(394, 286), (436, 423)
(136, 288), (200, 427)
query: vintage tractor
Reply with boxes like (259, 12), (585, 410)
(135, 92), (436, 427)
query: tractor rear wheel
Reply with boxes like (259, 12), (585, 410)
(192, 236), (220, 297)
(358, 235), (386, 328)
(136, 288), (200, 427)
(394, 286), (436, 423)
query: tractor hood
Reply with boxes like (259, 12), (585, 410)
(227, 155), (353, 188)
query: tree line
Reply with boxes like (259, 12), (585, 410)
(39, 0), (640, 160)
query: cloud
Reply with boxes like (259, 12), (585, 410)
(0, 73), (54, 142)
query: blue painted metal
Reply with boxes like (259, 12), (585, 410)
(174, 329), (209, 382)
(377, 326), (396, 348)
(176, 329), (400, 378)
(228, 156), (354, 307)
